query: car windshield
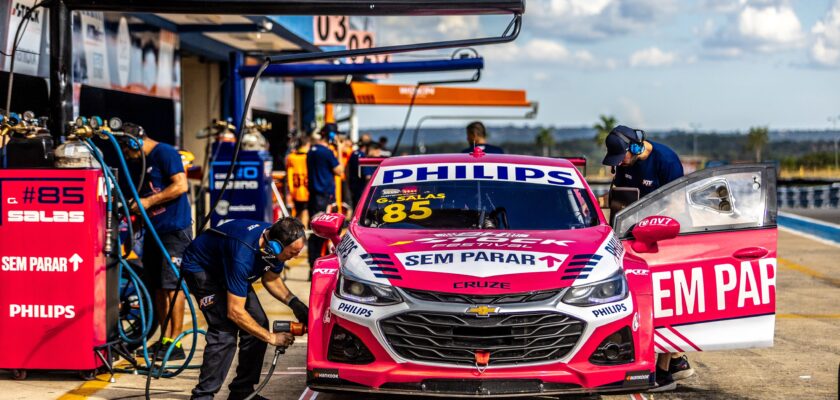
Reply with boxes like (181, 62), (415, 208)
(361, 180), (598, 230)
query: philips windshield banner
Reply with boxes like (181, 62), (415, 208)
(371, 163), (584, 188)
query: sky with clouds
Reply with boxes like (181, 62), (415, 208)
(353, 0), (840, 132)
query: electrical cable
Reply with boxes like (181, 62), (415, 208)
(4, 0), (50, 117)
(197, 58), (270, 233)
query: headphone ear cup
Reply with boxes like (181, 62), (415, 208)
(128, 137), (142, 150)
(630, 142), (643, 155)
(268, 240), (283, 256)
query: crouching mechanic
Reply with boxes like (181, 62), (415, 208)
(180, 217), (309, 400)
(602, 125), (691, 392)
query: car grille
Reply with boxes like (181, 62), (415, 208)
(380, 311), (585, 366)
(402, 288), (562, 305)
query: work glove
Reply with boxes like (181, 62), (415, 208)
(289, 296), (310, 327)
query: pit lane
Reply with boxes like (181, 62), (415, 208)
(2, 228), (838, 400)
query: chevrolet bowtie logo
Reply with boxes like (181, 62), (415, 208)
(465, 305), (500, 318)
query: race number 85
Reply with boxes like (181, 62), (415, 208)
(383, 200), (432, 223)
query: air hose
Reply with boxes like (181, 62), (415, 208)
(84, 140), (156, 367)
(243, 321), (307, 400)
(84, 137), (205, 387)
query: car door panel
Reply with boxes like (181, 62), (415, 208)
(614, 164), (777, 352)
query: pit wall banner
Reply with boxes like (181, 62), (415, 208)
(1, 2), (181, 100)
(73, 12), (181, 100)
(0, 0), (45, 77)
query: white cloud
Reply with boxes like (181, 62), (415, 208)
(528, 0), (678, 41)
(629, 47), (678, 67)
(619, 98), (646, 127)
(810, 1), (840, 67)
(737, 5), (804, 48)
(435, 16), (481, 39)
(701, 0), (748, 13)
(533, 71), (551, 81)
(702, 1), (806, 56)
(482, 38), (601, 67)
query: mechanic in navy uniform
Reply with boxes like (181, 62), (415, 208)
(306, 125), (344, 276)
(602, 125), (691, 392)
(180, 217), (309, 400)
(461, 121), (504, 154)
(121, 128), (192, 361)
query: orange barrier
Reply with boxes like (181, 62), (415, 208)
(349, 82), (529, 107)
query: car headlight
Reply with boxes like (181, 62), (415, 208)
(562, 272), (628, 306)
(336, 272), (402, 306)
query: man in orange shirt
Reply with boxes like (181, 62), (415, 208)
(285, 138), (310, 227)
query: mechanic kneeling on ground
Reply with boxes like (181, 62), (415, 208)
(602, 125), (692, 392)
(180, 217), (309, 400)
(121, 129), (193, 361)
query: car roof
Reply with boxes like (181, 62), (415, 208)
(378, 153), (578, 169)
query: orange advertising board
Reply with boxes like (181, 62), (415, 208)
(349, 82), (529, 107)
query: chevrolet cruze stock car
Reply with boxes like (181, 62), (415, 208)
(307, 153), (777, 397)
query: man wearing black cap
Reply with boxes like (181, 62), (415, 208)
(602, 125), (689, 392)
(602, 125), (683, 198)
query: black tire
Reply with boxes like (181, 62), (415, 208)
(11, 369), (27, 381)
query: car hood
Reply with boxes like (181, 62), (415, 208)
(336, 224), (625, 294)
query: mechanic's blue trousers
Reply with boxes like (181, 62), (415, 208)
(186, 270), (268, 400)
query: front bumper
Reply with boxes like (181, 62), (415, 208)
(309, 379), (653, 398)
(307, 287), (655, 396)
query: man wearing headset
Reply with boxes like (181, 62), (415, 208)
(602, 125), (688, 392)
(119, 128), (192, 361)
(179, 217), (308, 400)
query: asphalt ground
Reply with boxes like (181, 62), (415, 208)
(1, 229), (838, 400)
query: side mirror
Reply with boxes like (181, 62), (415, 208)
(631, 216), (680, 253)
(311, 213), (346, 245)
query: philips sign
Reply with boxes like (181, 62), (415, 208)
(371, 163), (583, 188)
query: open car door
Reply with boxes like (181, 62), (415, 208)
(614, 164), (777, 352)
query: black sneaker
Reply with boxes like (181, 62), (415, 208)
(227, 392), (268, 400)
(157, 344), (186, 361)
(669, 355), (696, 381)
(135, 341), (162, 359)
(649, 367), (677, 392)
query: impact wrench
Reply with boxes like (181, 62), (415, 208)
(244, 321), (307, 400)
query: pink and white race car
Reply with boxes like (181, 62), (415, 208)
(306, 153), (777, 397)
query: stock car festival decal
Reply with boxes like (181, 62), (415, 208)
(371, 163), (584, 188)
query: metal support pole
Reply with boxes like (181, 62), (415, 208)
(349, 105), (359, 143)
(230, 52), (245, 135)
(49, 0), (73, 140)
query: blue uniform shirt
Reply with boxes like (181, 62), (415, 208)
(181, 220), (284, 297)
(141, 143), (191, 233)
(461, 144), (505, 154)
(306, 144), (339, 195)
(613, 141), (684, 198)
